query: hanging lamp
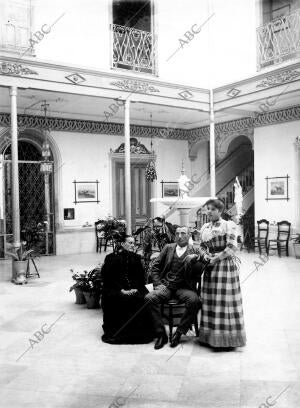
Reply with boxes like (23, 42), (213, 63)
(145, 113), (157, 182)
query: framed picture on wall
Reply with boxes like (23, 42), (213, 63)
(265, 175), (289, 201)
(64, 208), (75, 220)
(73, 180), (100, 204)
(161, 181), (179, 198)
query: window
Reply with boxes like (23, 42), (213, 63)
(0, 0), (32, 54)
(111, 0), (157, 75)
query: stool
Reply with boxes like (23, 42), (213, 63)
(26, 256), (40, 278)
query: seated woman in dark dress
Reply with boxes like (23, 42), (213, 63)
(101, 235), (155, 344)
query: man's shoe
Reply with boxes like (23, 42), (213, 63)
(154, 333), (168, 350)
(170, 331), (182, 348)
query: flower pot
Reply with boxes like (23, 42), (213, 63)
(83, 291), (100, 309)
(74, 287), (86, 304)
(12, 260), (28, 285)
(293, 243), (300, 259)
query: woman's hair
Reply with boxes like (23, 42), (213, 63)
(204, 198), (225, 212)
(117, 233), (133, 243)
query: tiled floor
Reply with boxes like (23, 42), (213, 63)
(0, 251), (300, 407)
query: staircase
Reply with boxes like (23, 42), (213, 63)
(162, 143), (254, 226)
(192, 144), (253, 197)
(218, 164), (254, 217)
(195, 164), (254, 227)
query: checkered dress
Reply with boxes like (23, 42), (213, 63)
(198, 219), (246, 348)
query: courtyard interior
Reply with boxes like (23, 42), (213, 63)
(0, 250), (300, 408)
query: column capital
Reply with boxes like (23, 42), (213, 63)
(9, 86), (17, 97)
(294, 136), (300, 152)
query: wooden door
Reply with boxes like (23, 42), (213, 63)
(115, 163), (151, 228)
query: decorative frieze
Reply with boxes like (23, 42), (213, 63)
(0, 104), (300, 149)
(0, 62), (38, 76)
(0, 113), (189, 140)
(256, 69), (300, 88)
(110, 79), (160, 94)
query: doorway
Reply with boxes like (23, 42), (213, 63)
(0, 140), (55, 258)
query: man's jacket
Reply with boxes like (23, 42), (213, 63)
(150, 243), (203, 290)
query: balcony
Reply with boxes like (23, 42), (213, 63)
(111, 24), (157, 75)
(257, 8), (300, 70)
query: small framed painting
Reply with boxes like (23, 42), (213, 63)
(161, 181), (179, 198)
(64, 208), (75, 220)
(265, 175), (289, 201)
(73, 181), (100, 204)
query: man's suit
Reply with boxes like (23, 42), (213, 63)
(145, 243), (202, 336)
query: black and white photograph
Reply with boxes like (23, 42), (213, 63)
(0, 0), (300, 407)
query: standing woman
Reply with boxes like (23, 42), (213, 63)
(198, 198), (246, 349)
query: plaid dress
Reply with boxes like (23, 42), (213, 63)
(198, 219), (246, 347)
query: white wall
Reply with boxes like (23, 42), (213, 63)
(30, 0), (257, 88)
(190, 141), (209, 185)
(51, 130), (189, 229)
(254, 121), (298, 226)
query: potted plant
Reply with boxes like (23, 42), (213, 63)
(69, 266), (103, 308)
(81, 268), (103, 309)
(69, 269), (87, 304)
(5, 242), (34, 284)
(292, 234), (300, 259)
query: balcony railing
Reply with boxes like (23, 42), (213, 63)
(111, 24), (157, 75)
(257, 8), (300, 70)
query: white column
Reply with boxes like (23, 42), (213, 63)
(124, 99), (131, 234)
(294, 137), (300, 231)
(209, 89), (216, 196)
(178, 208), (190, 227)
(10, 86), (21, 248)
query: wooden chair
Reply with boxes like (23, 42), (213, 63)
(95, 220), (105, 253)
(95, 221), (115, 253)
(160, 261), (206, 342)
(241, 215), (255, 252)
(254, 219), (269, 255)
(268, 221), (291, 257)
(161, 281), (201, 342)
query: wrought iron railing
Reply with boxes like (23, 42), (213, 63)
(111, 24), (157, 75)
(257, 8), (300, 69)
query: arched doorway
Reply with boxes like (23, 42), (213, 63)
(0, 140), (55, 258)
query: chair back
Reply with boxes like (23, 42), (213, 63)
(95, 220), (105, 238)
(277, 221), (291, 241)
(257, 219), (269, 240)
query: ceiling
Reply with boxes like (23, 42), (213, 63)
(0, 85), (300, 130)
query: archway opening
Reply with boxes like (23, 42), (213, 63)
(1, 140), (55, 258)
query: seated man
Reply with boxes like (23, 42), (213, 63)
(145, 226), (205, 350)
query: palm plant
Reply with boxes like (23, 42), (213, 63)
(5, 242), (34, 261)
